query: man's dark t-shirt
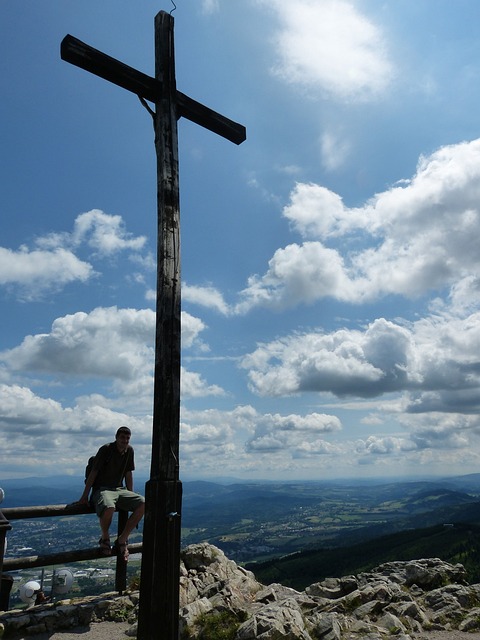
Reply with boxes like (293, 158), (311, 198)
(92, 442), (135, 491)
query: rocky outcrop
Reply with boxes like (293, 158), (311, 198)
(0, 591), (139, 638)
(1, 544), (479, 639)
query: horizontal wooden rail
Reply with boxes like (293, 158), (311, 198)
(0, 503), (142, 605)
(2, 503), (93, 520)
(3, 542), (142, 571)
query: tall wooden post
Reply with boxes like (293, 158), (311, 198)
(60, 11), (245, 638)
(137, 12), (183, 639)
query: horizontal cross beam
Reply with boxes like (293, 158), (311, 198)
(61, 35), (246, 145)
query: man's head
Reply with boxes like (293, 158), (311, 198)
(115, 426), (131, 451)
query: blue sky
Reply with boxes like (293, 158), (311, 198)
(2, 0), (480, 482)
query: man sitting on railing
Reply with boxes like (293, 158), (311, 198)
(78, 426), (145, 562)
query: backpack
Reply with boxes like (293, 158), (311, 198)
(84, 456), (97, 484)
(84, 443), (115, 485)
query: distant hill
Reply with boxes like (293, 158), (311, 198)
(3, 474), (480, 572)
(333, 493), (480, 550)
(439, 473), (480, 492)
(0, 477), (82, 508)
(246, 521), (480, 590)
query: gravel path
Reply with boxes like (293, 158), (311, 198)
(412, 633), (480, 640)
(22, 620), (131, 639)
(26, 624), (480, 640)
(20, 622), (480, 639)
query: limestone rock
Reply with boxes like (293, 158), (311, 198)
(1, 544), (479, 639)
(179, 596), (213, 637)
(236, 598), (311, 640)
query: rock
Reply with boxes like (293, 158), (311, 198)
(352, 599), (385, 618)
(0, 593), (136, 638)
(377, 611), (406, 633)
(180, 542), (263, 616)
(386, 599), (429, 626)
(0, 545), (478, 639)
(179, 596), (213, 636)
(459, 606), (480, 631)
(306, 576), (357, 599)
(308, 611), (343, 640)
(237, 598), (311, 640)
(182, 542), (229, 571)
(404, 558), (467, 589)
(256, 583), (304, 603)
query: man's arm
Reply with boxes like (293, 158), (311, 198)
(79, 468), (98, 503)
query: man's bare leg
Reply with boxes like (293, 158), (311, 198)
(114, 503), (145, 561)
(118, 503), (145, 545)
(99, 507), (115, 544)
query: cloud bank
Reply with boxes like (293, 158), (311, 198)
(237, 139), (480, 312)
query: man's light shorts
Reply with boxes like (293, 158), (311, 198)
(92, 487), (145, 517)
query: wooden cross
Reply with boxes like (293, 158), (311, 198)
(61, 11), (245, 640)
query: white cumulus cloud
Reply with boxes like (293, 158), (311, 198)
(0, 246), (93, 298)
(265, 0), (393, 101)
(0, 306), (220, 401)
(246, 411), (341, 454)
(2, 306), (154, 380)
(71, 210), (146, 255)
(1, 209), (148, 300)
(238, 139), (480, 311)
(240, 306), (480, 446)
(183, 283), (231, 315)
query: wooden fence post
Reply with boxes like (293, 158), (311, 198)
(0, 509), (13, 611)
(115, 510), (128, 594)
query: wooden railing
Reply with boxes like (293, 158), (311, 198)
(0, 503), (142, 610)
